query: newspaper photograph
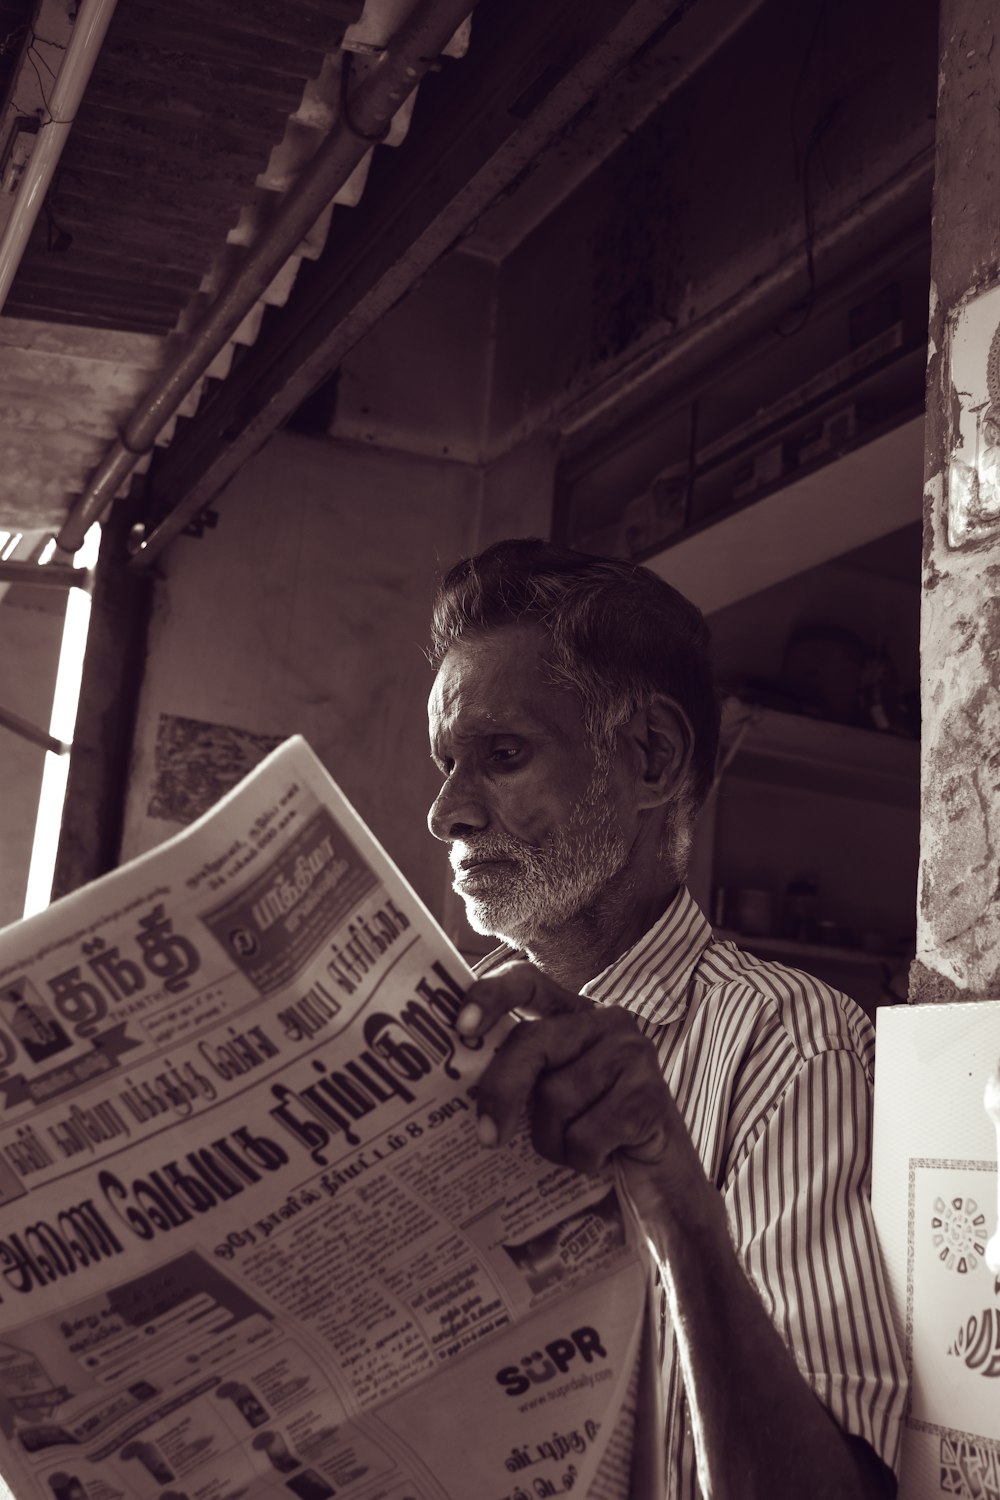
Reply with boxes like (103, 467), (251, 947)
(0, 738), (657, 1500)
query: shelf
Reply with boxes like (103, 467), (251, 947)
(692, 335), (924, 476)
(715, 929), (906, 970)
(644, 414), (924, 614)
(717, 697), (919, 808)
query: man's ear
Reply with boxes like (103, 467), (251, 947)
(621, 693), (695, 810)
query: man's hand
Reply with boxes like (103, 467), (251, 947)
(458, 960), (897, 1499)
(457, 959), (718, 1231)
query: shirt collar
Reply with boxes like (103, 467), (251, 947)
(474, 886), (713, 1030)
(578, 885), (714, 1027)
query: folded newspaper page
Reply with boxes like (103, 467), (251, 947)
(0, 738), (659, 1500)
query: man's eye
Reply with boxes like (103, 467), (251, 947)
(489, 743), (522, 764)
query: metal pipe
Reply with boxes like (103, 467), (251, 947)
(56, 0), (479, 554)
(561, 148), (936, 444)
(0, 561), (87, 586)
(0, 0), (120, 310)
(0, 703), (68, 756)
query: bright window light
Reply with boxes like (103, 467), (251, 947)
(23, 522), (102, 918)
(37, 537), (57, 565)
(1, 532), (22, 561)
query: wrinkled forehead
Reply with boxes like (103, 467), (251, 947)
(427, 623), (584, 744)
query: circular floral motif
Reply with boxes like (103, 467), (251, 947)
(931, 1195), (987, 1273)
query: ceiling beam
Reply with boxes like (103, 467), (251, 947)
(133, 0), (713, 564)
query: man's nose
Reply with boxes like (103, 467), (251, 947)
(427, 769), (488, 842)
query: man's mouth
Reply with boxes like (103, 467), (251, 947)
(452, 853), (517, 889)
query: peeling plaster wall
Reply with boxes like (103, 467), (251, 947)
(915, 476), (1000, 999)
(913, 0), (1000, 999)
(121, 431), (479, 920)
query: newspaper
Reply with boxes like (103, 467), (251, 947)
(0, 738), (659, 1500)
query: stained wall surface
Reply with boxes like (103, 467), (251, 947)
(914, 0), (1000, 999)
(120, 431), (480, 919)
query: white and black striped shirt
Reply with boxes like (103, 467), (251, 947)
(476, 886), (907, 1497)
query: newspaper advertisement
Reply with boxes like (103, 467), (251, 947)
(0, 738), (657, 1500)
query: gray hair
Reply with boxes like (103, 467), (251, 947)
(429, 539), (721, 874)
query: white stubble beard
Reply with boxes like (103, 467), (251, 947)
(450, 755), (631, 950)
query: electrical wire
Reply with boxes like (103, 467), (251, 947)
(774, 0), (836, 339)
(773, 98), (841, 338)
(29, 41), (57, 79)
(22, 28), (78, 126)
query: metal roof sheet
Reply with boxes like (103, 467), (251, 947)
(4, 0), (366, 333)
(0, 0), (466, 529)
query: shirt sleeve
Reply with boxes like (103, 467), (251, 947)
(723, 1044), (908, 1476)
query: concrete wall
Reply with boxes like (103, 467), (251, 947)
(330, 251), (496, 465)
(121, 430), (481, 921)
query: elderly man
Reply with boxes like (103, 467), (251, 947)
(426, 538), (906, 1500)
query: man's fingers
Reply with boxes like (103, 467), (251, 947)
(552, 1080), (672, 1176)
(473, 1006), (635, 1147)
(531, 1035), (672, 1171)
(457, 960), (668, 1168)
(457, 960), (591, 1038)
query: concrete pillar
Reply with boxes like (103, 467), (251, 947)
(912, 0), (1000, 1000)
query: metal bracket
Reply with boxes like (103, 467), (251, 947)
(0, 560), (88, 586)
(181, 506), (219, 540)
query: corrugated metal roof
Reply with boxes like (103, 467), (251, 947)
(3, 0), (366, 333)
(0, 0), (469, 529)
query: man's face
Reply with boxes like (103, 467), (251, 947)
(427, 623), (633, 949)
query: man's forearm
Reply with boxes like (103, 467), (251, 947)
(640, 1171), (894, 1500)
(456, 963), (897, 1496)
